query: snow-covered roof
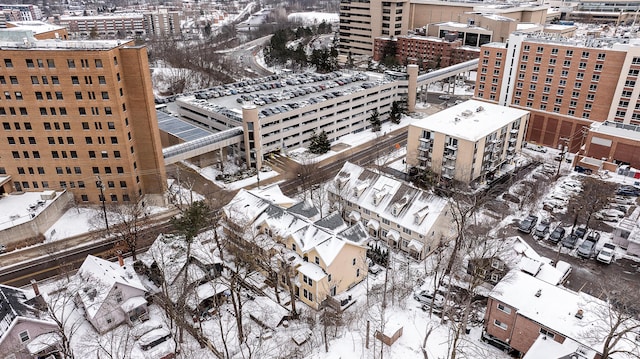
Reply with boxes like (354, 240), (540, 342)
(120, 296), (146, 312)
(26, 332), (61, 355)
(74, 255), (146, 319)
(298, 261), (327, 281)
(467, 236), (571, 286)
(142, 231), (222, 289)
(331, 162), (449, 236)
(0, 285), (53, 344)
(0, 191), (62, 231)
(524, 334), (597, 359)
(226, 188), (369, 268)
(7, 20), (65, 34)
(490, 270), (636, 354)
(186, 282), (228, 310)
(411, 100), (529, 142)
(245, 296), (289, 330)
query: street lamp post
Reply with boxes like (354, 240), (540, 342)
(96, 175), (109, 232)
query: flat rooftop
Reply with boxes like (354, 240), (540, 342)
(0, 191), (61, 231)
(7, 21), (66, 34)
(176, 70), (390, 121)
(591, 121), (640, 141)
(411, 100), (529, 142)
(0, 30), (129, 49)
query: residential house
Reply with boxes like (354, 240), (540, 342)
(328, 162), (452, 260)
(0, 284), (60, 359)
(73, 255), (148, 334)
(484, 270), (638, 358)
(466, 236), (572, 285)
(223, 188), (370, 310)
(140, 232), (225, 317)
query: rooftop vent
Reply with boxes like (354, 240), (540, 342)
(575, 309), (584, 319)
(535, 289), (542, 297)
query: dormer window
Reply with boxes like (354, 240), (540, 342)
(315, 256), (320, 265)
(292, 243), (296, 251)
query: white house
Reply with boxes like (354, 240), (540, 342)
(73, 255), (148, 333)
(328, 162), (452, 259)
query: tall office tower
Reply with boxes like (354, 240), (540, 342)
(475, 33), (640, 151)
(0, 30), (167, 205)
(338, 0), (408, 62)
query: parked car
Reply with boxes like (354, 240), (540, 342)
(533, 220), (550, 239)
(413, 289), (445, 308)
(548, 226), (566, 244)
(595, 209), (625, 222)
(574, 166), (593, 174)
(574, 226), (588, 239)
(597, 243), (616, 264)
(616, 185), (640, 197)
(561, 233), (579, 249)
(438, 94), (451, 100)
(138, 327), (172, 351)
(586, 231), (601, 243)
(518, 214), (538, 234)
(577, 238), (597, 258)
(531, 145), (547, 153)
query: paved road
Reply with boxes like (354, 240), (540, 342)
(0, 211), (176, 287)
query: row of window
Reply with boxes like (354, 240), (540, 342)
(4, 57), (113, 69)
(11, 165), (126, 175)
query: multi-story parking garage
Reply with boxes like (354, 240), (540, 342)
(175, 70), (411, 170)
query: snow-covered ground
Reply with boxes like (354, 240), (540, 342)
(287, 12), (339, 25)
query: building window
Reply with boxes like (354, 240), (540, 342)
(352, 258), (356, 265)
(540, 328), (555, 339)
(494, 320), (507, 330)
(19, 330), (29, 342)
(497, 303), (511, 314)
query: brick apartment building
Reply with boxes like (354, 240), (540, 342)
(373, 35), (479, 69)
(475, 32), (640, 154)
(0, 30), (167, 204)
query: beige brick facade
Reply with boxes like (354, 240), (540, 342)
(0, 34), (166, 204)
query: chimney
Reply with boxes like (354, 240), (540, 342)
(575, 309), (584, 319)
(117, 252), (124, 267)
(30, 279), (40, 296)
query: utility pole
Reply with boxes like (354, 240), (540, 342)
(556, 137), (570, 177)
(96, 175), (109, 232)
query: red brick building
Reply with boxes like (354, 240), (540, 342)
(482, 270), (640, 358)
(373, 35), (479, 69)
(475, 33), (640, 152)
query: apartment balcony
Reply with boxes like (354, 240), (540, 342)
(445, 144), (458, 151)
(444, 154), (457, 161)
(508, 137), (517, 143)
(510, 128), (519, 134)
(419, 137), (432, 143)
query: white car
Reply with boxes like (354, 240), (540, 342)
(530, 145), (547, 153)
(597, 243), (616, 264)
(414, 289), (445, 308)
(438, 94), (451, 100)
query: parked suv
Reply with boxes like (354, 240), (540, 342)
(561, 233), (579, 249)
(533, 220), (550, 239)
(518, 215), (538, 234)
(577, 237), (597, 258)
(597, 243), (616, 264)
(548, 226), (565, 245)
